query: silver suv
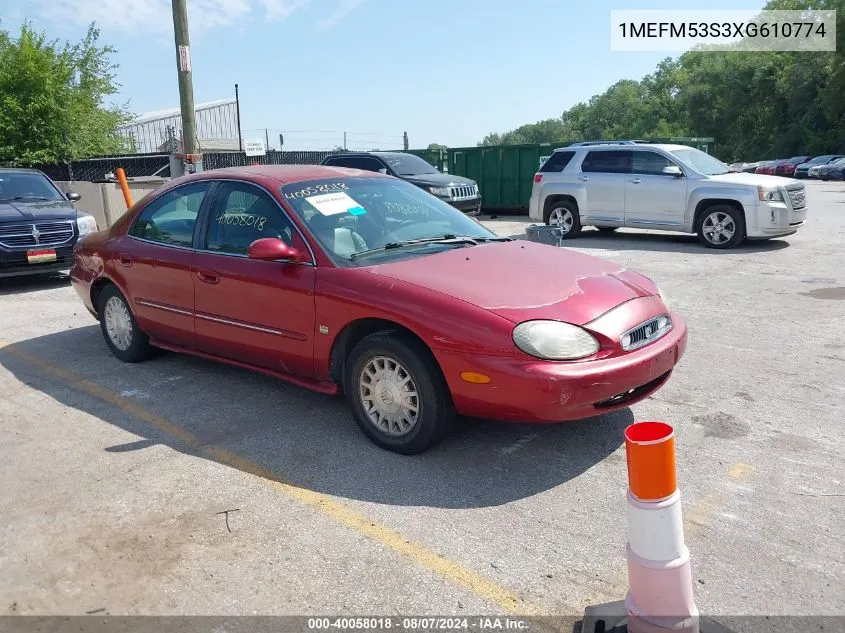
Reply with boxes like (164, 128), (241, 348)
(528, 142), (807, 248)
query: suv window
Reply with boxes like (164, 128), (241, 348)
(326, 156), (386, 173)
(631, 151), (679, 176)
(130, 181), (210, 246)
(540, 151), (575, 173)
(205, 182), (295, 255)
(581, 150), (631, 174)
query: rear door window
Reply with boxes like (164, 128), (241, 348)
(130, 181), (211, 247)
(581, 151), (632, 174)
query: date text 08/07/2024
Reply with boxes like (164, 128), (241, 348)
(307, 617), (531, 630)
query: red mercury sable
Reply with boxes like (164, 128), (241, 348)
(71, 166), (687, 454)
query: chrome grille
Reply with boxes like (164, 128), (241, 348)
(449, 184), (478, 201)
(621, 315), (672, 351)
(786, 187), (806, 210)
(0, 221), (75, 249)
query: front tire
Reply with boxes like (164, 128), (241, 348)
(696, 204), (746, 249)
(98, 284), (152, 363)
(544, 201), (582, 239)
(344, 332), (455, 454)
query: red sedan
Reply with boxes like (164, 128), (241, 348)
(70, 166), (687, 454)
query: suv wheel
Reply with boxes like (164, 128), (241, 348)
(545, 201), (582, 238)
(697, 205), (745, 249)
(344, 332), (455, 454)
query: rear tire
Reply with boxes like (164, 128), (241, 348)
(696, 204), (746, 249)
(544, 201), (582, 239)
(98, 284), (152, 363)
(344, 332), (455, 454)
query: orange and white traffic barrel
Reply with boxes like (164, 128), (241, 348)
(624, 422), (699, 633)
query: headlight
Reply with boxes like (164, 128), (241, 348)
(428, 186), (451, 197)
(512, 320), (600, 360)
(757, 186), (783, 202)
(76, 214), (99, 237)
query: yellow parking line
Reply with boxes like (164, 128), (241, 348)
(0, 340), (534, 615)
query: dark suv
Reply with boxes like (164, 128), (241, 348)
(0, 168), (98, 278)
(321, 152), (481, 215)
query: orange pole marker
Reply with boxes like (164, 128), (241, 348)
(624, 421), (677, 502)
(115, 168), (134, 209)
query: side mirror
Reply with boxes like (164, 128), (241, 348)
(378, 168), (388, 175)
(247, 238), (308, 263)
(662, 165), (683, 177)
(66, 191), (82, 201)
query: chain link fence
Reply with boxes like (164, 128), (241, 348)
(18, 150), (350, 182)
(23, 153), (171, 182)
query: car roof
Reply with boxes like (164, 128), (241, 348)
(192, 164), (390, 183)
(0, 167), (44, 174)
(554, 143), (690, 152)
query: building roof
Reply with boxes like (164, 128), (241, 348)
(122, 99), (236, 127)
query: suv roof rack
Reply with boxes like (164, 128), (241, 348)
(565, 140), (652, 147)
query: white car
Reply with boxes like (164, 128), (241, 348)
(528, 142), (807, 249)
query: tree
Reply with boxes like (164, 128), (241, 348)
(0, 22), (130, 165)
(427, 143), (447, 151)
(477, 0), (845, 160)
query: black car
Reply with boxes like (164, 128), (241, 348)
(321, 152), (481, 215)
(0, 169), (98, 278)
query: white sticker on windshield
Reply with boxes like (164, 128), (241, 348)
(306, 192), (367, 216)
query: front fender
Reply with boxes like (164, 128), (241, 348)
(686, 185), (757, 231)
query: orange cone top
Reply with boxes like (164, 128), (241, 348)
(625, 422), (677, 502)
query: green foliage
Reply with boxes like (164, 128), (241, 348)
(0, 22), (130, 165)
(427, 143), (448, 151)
(480, 0), (845, 161)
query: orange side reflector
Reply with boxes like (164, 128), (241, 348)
(460, 371), (492, 384)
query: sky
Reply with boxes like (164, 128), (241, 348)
(1, 0), (768, 151)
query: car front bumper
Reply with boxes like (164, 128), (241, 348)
(747, 200), (807, 239)
(446, 197), (482, 215)
(0, 247), (75, 278)
(434, 314), (687, 423)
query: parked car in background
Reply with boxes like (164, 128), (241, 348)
(774, 156), (812, 178)
(741, 160), (771, 173)
(755, 160), (786, 175)
(797, 155), (844, 179)
(818, 157), (845, 181)
(529, 142), (807, 249)
(0, 169), (98, 278)
(70, 165), (687, 454)
(322, 152), (481, 216)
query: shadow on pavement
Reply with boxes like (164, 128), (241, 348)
(515, 228), (792, 255)
(0, 272), (70, 296)
(0, 325), (632, 509)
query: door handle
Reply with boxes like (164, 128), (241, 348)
(579, 176), (590, 182)
(118, 253), (132, 267)
(196, 269), (219, 284)
(630, 178), (643, 184)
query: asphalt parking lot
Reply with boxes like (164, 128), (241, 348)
(1, 181), (843, 623)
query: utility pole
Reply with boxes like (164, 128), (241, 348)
(172, 0), (201, 172)
(235, 84), (243, 152)
(343, 131), (347, 150)
(265, 128), (270, 152)
(403, 131), (409, 150)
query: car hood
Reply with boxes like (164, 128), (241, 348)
(368, 240), (656, 325)
(401, 173), (476, 188)
(0, 199), (78, 222)
(704, 172), (799, 188)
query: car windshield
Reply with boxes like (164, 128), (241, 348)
(668, 148), (731, 176)
(786, 156), (809, 164)
(0, 172), (64, 202)
(380, 154), (439, 176)
(808, 155), (837, 164)
(282, 178), (499, 267)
